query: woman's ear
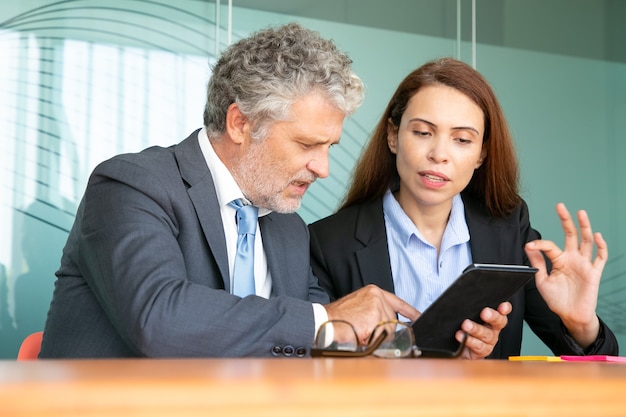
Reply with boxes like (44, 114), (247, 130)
(475, 148), (487, 169)
(387, 118), (399, 154)
(225, 103), (250, 144)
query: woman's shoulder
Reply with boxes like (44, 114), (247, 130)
(461, 192), (529, 224)
(309, 198), (383, 231)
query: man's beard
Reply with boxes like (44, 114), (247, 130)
(231, 146), (316, 213)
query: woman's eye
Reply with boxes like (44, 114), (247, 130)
(412, 130), (429, 137)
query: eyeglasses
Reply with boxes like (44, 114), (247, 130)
(311, 320), (467, 358)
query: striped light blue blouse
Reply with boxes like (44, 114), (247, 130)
(383, 189), (473, 320)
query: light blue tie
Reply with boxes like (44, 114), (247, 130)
(228, 199), (259, 297)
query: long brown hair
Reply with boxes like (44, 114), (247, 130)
(341, 57), (521, 217)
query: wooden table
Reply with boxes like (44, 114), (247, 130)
(1, 357), (626, 416)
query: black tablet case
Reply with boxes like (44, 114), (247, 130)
(411, 263), (537, 352)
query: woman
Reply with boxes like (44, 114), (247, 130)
(309, 57), (618, 359)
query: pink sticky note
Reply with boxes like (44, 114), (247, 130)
(560, 355), (626, 363)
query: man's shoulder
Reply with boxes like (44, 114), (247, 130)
(92, 146), (176, 182)
(95, 131), (200, 176)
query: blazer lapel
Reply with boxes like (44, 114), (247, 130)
(258, 213), (292, 297)
(354, 200), (396, 293)
(463, 194), (516, 264)
(174, 130), (231, 291)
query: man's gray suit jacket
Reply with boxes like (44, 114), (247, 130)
(40, 129), (329, 358)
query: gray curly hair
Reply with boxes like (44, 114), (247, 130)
(203, 23), (364, 140)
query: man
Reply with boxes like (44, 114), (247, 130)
(40, 23), (424, 358)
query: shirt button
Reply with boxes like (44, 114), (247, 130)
(283, 345), (295, 357)
(295, 347), (307, 357)
(271, 345), (282, 356)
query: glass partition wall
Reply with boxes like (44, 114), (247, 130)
(1, 0), (624, 358)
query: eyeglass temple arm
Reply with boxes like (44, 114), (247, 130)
(413, 332), (469, 358)
(310, 329), (389, 358)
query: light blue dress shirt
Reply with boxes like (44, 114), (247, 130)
(383, 189), (473, 319)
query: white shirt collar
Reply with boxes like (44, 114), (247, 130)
(383, 189), (469, 247)
(197, 128), (271, 216)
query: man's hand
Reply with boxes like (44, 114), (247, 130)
(324, 285), (420, 345)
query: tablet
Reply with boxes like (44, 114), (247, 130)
(411, 263), (537, 354)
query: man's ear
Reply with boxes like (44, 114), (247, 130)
(225, 103), (249, 144)
(387, 118), (398, 154)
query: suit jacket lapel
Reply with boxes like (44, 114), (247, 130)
(463, 194), (515, 264)
(354, 200), (396, 293)
(257, 213), (293, 297)
(174, 130), (231, 291)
